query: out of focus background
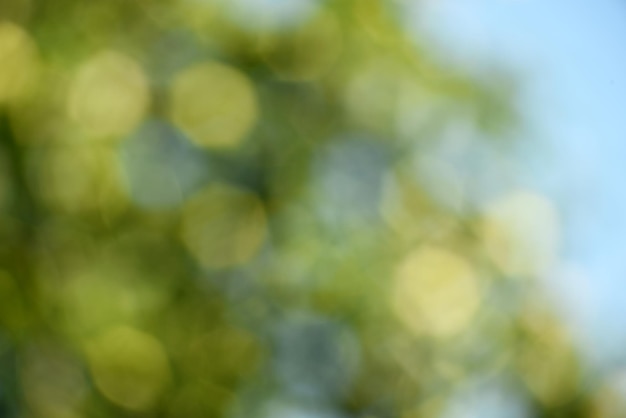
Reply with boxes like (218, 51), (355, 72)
(0, 0), (624, 417)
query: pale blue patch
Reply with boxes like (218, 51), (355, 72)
(441, 379), (532, 418)
(222, 0), (320, 31)
(312, 136), (389, 229)
(120, 120), (209, 210)
(271, 313), (360, 401)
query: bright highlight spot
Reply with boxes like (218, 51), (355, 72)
(180, 183), (267, 269)
(68, 50), (150, 140)
(392, 246), (480, 338)
(86, 326), (170, 411)
(169, 61), (258, 149)
(481, 191), (560, 278)
(0, 22), (39, 104)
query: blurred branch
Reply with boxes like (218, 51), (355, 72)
(0, 111), (43, 331)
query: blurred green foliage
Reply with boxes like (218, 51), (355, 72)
(0, 0), (607, 417)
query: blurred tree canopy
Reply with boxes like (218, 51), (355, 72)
(0, 0), (603, 417)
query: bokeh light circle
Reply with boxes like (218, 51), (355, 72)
(68, 50), (150, 140)
(481, 191), (560, 278)
(169, 61), (258, 149)
(392, 246), (481, 338)
(180, 183), (267, 269)
(86, 326), (170, 411)
(0, 22), (39, 104)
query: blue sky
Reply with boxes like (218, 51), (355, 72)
(409, 0), (626, 371)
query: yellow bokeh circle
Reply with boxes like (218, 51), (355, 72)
(481, 191), (560, 278)
(180, 183), (267, 269)
(392, 246), (481, 338)
(0, 22), (39, 104)
(86, 326), (170, 411)
(169, 61), (258, 149)
(68, 50), (150, 140)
